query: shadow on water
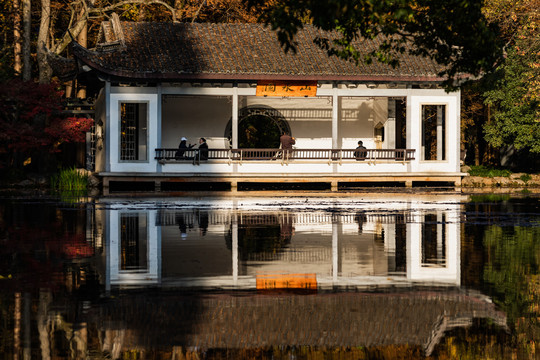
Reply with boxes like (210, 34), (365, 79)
(0, 193), (538, 359)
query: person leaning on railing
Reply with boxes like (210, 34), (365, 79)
(280, 132), (295, 150)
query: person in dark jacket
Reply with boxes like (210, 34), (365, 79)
(175, 137), (195, 159)
(194, 137), (209, 164)
(354, 140), (367, 161)
(280, 132), (296, 151)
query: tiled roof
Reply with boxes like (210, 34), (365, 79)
(72, 22), (446, 82)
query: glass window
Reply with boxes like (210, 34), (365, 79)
(120, 102), (148, 161)
(120, 213), (148, 270)
(421, 213), (446, 268)
(422, 104), (446, 161)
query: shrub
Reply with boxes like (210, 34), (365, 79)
(468, 165), (512, 178)
(520, 174), (532, 183)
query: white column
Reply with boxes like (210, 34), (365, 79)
(105, 81), (111, 172)
(332, 87), (339, 148)
(232, 86), (239, 148)
(232, 215), (238, 285)
(332, 222), (339, 282)
(156, 84), (163, 172)
(437, 212), (444, 261)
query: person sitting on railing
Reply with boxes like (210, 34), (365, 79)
(175, 137), (195, 159)
(354, 140), (367, 161)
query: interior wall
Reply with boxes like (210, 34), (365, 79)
(243, 96), (333, 148)
(161, 93), (393, 150)
(162, 95), (232, 149)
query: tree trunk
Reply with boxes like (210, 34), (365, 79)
(76, 6), (87, 97)
(38, 0), (52, 84)
(22, 0), (32, 81)
(13, 0), (22, 76)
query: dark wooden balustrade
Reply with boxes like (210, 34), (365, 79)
(155, 148), (415, 162)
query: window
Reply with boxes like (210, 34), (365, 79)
(422, 104), (446, 161)
(421, 213), (446, 268)
(120, 102), (148, 161)
(120, 213), (148, 270)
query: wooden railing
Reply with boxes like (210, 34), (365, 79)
(155, 148), (415, 163)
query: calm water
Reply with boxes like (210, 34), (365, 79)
(0, 193), (539, 359)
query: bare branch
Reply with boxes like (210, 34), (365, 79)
(52, 0), (177, 55)
(96, 0), (177, 22)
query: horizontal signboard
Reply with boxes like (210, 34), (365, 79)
(256, 273), (318, 290)
(256, 81), (317, 97)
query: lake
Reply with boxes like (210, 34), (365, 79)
(0, 192), (538, 359)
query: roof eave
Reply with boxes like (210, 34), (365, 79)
(72, 42), (446, 84)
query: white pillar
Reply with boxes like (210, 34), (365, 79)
(332, 87), (339, 148)
(232, 215), (238, 285)
(156, 84), (163, 172)
(232, 86), (239, 148)
(332, 222), (339, 283)
(105, 81), (111, 172)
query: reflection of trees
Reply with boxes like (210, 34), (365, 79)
(482, 225), (540, 355)
(432, 319), (513, 358)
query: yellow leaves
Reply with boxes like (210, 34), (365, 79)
(23, 157), (31, 166)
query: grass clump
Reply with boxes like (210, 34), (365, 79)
(50, 167), (88, 191)
(468, 165), (512, 178)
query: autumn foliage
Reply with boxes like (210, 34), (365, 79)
(0, 79), (93, 170)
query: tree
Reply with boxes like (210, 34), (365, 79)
(482, 0), (540, 155)
(483, 48), (540, 154)
(0, 79), (93, 174)
(22, 0), (31, 81)
(246, 0), (503, 89)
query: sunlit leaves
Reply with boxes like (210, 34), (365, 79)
(483, 47), (540, 153)
(246, 0), (502, 90)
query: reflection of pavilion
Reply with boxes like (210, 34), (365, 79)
(102, 200), (461, 290)
(62, 198), (508, 359)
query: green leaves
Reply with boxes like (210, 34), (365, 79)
(245, 0), (503, 90)
(483, 48), (540, 153)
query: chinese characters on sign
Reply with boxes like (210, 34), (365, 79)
(256, 81), (318, 97)
(256, 273), (318, 290)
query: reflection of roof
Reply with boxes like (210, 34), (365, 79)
(92, 290), (507, 355)
(63, 21), (446, 83)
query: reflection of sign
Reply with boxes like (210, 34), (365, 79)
(256, 81), (317, 97)
(256, 273), (317, 289)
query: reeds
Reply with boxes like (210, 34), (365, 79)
(50, 168), (90, 204)
(50, 167), (88, 191)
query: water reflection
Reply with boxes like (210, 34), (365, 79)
(3, 195), (537, 359)
(103, 199), (462, 290)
